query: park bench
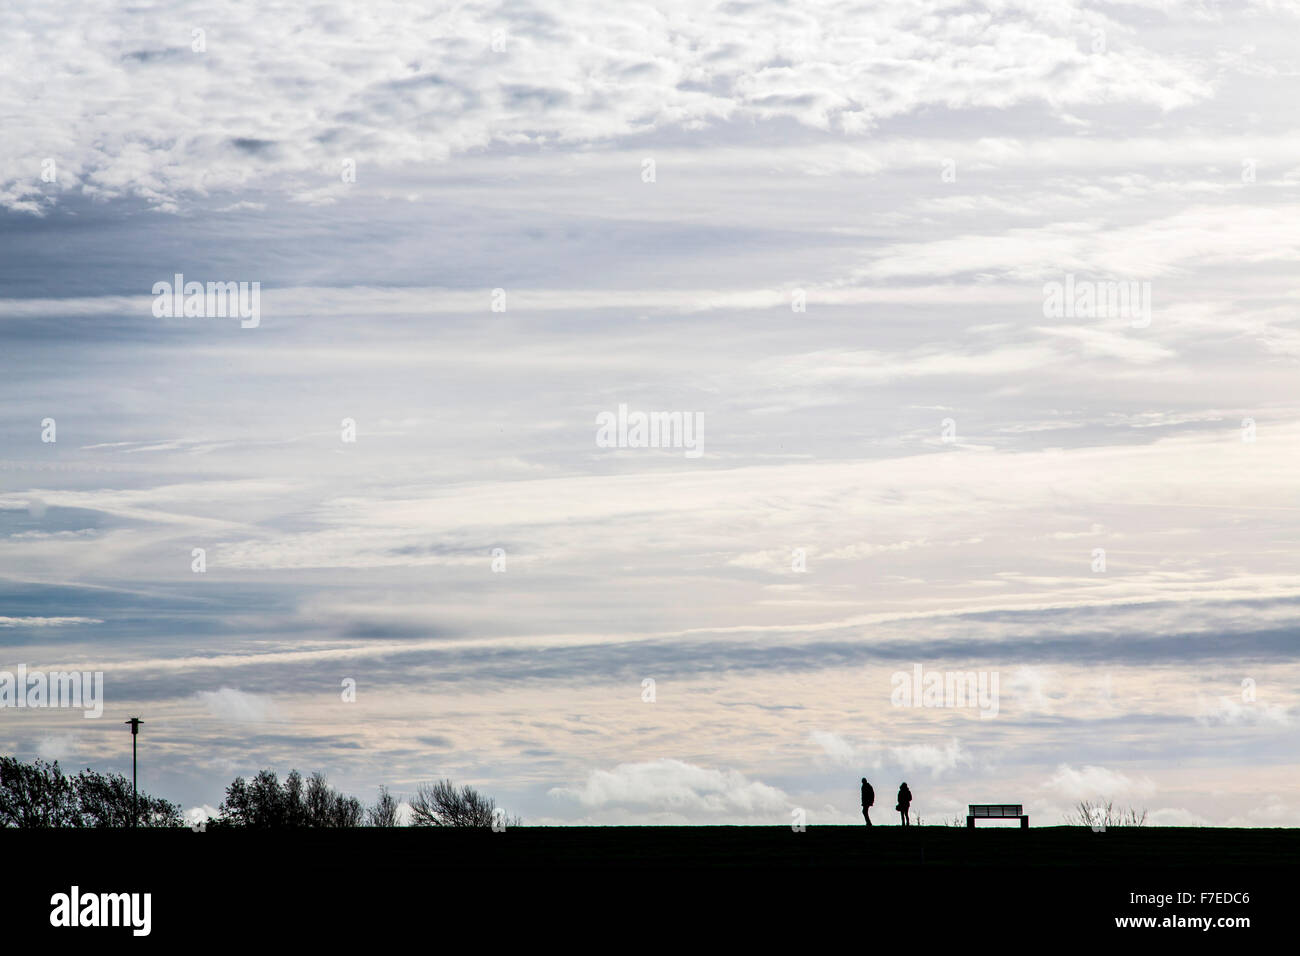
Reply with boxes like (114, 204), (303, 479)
(967, 804), (1028, 828)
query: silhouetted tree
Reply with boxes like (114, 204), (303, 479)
(0, 757), (181, 828)
(367, 785), (399, 827)
(305, 770), (363, 826)
(304, 771), (332, 824)
(0, 757), (79, 827)
(73, 767), (182, 827)
(248, 768), (287, 827)
(408, 778), (519, 828)
(283, 769), (306, 826)
(218, 768), (363, 828)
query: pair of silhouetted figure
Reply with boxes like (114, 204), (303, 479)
(861, 778), (912, 826)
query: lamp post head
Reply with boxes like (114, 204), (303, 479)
(125, 717), (142, 735)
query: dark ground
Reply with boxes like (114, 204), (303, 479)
(6, 826), (1293, 942)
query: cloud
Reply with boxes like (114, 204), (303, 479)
(810, 730), (870, 768)
(1043, 764), (1156, 801)
(1035, 326), (1174, 365)
(890, 739), (969, 777)
(193, 687), (280, 723)
(811, 732), (968, 777)
(549, 759), (789, 822)
(184, 804), (220, 829)
(1223, 796), (1299, 827)
(1148, 806), (1210, 826)
(1196, 694), (1291, 726)
(3, 0), (1300, 826)
(1004, 667), (1056, 715)
(35, 735), (79, 762)
(858, 205), (1300, 281)
(0, 617), (102, 627)
(0, 0), (1229, 213)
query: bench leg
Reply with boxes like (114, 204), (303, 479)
(1021, 816), (1029, 829)
(966, 816), (974, 828)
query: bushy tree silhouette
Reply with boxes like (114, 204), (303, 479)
(367, 785), (399, 827)
(217, 768), (363, 827)
(3, 755), (519, 830)
(0, 756), (181, 827)
(409, 778), (519, 828)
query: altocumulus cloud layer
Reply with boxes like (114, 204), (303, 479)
(0, 0), (1297, 826)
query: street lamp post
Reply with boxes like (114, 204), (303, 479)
(124, 717), (142, 827)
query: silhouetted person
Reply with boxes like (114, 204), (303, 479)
(860, 777), (874, 826)
(897, 782), (912, 826)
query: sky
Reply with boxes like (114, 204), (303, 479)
(0, 0), (1298, 827)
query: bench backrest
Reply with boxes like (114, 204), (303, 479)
(969, 804), (1023, 817)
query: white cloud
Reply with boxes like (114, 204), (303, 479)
(858, 205), (1300, 281)
(1148, 806), (1210, 826)
(184, 805), (220, 829)
(1196, 695), (1291, 726)
(890, 739), (969, 777)
(1223, 796), (1299, 827)
(0, 0), (1233, 213)
(1044, 764), (1156, 801)
(549, 759), (790, 822)
(36, 735), (79, 763)
(810, 730), (870, 768)
(0, 617), (102, 627)
(811, 732), (968, 777)
(194, 687), (280, 723)
(1005, 667), (1056, 715)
